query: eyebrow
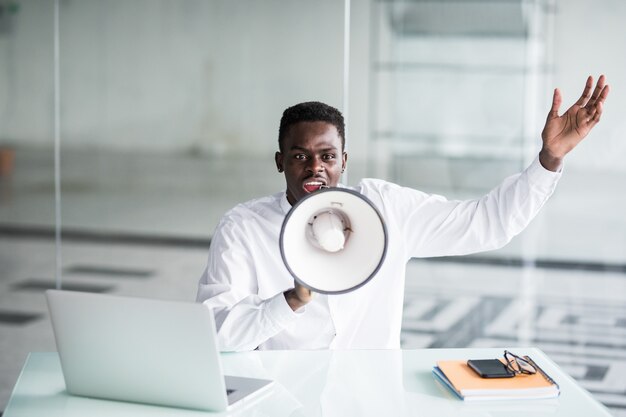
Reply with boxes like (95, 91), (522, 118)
(289, 145), (339, 153)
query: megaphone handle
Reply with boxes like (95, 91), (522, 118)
(284, 284), (313, 311)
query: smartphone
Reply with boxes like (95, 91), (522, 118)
(467, 359), (515, 378)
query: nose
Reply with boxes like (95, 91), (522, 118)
(306, 155), (324, 173)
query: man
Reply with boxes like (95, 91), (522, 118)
(197, 75), (609, 352)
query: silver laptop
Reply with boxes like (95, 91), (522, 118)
(45, 290), (273, 411)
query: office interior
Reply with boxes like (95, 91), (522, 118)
(0, 0), (625, 414)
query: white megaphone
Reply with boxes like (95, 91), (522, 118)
(279, 188), (388, 294)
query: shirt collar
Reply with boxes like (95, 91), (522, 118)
(279, 192), (292, 214)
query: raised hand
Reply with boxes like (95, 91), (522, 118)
(539, 75), (610, 171)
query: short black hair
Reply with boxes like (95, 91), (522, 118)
(278, 101), (345, 152)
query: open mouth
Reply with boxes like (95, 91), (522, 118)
(303, 181), (325, 193)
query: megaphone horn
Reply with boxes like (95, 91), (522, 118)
(280, 188), (388, 294)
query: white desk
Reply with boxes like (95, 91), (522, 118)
(4, 348), (612, 416)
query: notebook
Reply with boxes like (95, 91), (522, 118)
(433, 358), (559, 401)
(45, 289), (273, 411)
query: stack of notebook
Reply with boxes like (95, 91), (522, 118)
(433, 358), (560, 401)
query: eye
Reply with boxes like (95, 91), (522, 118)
(322, 153), (336, 161)
(294, 154), (308, 161)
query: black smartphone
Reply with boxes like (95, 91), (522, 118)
(467, 359), (515, 378)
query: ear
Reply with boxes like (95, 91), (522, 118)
(341, 152), (348, 172)
(275, 151), (284, 173)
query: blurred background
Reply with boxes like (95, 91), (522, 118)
(1, 0), (625, 414)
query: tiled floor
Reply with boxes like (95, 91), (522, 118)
(1, 148), (625, 415)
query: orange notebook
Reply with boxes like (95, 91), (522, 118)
(433, 358), (560, 401)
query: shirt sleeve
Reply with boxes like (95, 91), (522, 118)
(382, 156), (562, 258)
(196, 217), (301, 352)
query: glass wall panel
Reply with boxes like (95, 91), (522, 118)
(368, 1), (626, 414)
(58, 0), (344, 240)
(53, 0), (345, 302)
(369, 0), (552, 189)
(0, 0), (59, 409)
(0, 0), (346, 411)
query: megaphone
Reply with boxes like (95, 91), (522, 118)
(279, 188), (388, 294)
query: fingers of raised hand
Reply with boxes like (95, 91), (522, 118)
(588, 100), (603, 123)
(589, 75), (606, 101)
(585, 82), (609, 122)
(592, 101), (603, 122)
(572, 75), (609, 128)
(580, 99), (604, 128)
(574, 75), (594, 107)
(596, 83), (610, 107)
(547, 88), (562, 120)
(585, 75), (608, 108)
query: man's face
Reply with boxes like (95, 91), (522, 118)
(275, 121), (347, 205)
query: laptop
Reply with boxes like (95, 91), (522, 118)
(45, 289), (273, 411)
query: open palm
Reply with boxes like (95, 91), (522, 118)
(540, 75), (609, 171)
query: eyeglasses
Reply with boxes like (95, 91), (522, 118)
(504, 350), (537, 375)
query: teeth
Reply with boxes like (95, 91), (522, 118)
(305, 181), (323, 186)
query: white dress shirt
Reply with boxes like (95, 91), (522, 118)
(197, 157), (561, 351)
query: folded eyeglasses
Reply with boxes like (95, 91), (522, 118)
(504, 350), (537, 375)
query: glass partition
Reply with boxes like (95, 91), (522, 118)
(0, 0), (347, 410)
(57, 0), (344, 240)
(0, 0), (59, 408)
(367, 2), (626, 414)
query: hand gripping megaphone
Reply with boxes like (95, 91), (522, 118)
(279, 188), (388, 294)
